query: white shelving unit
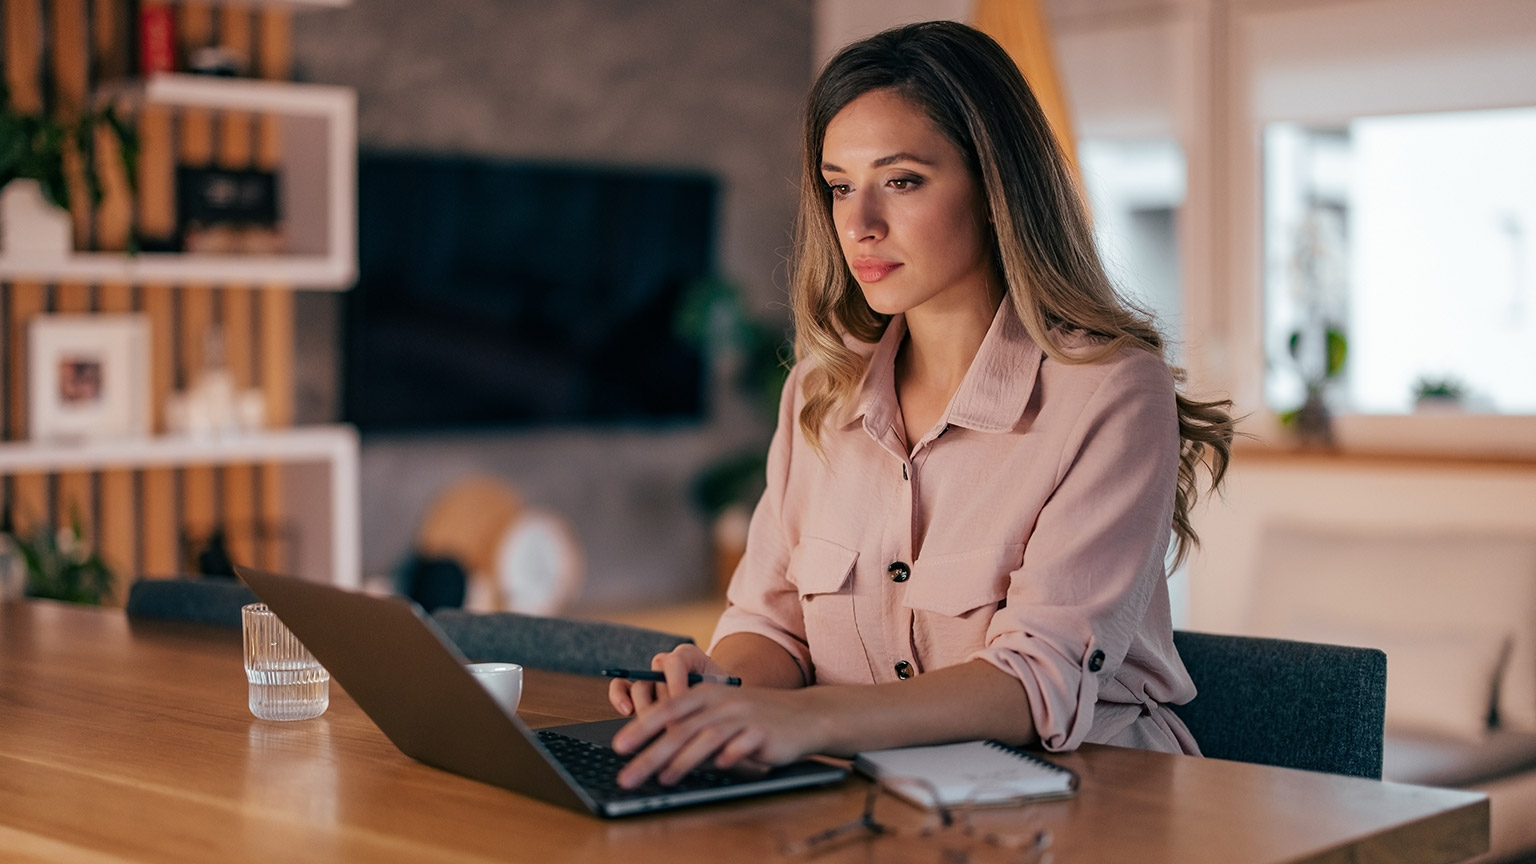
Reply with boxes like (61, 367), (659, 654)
(0, 2), (360, 586)
(0, 426), (361, 587)
(0, 74), (356, 289)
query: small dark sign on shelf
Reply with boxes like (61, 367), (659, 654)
(176, 166), (284, 254)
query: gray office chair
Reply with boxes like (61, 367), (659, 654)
(125, 577), (260, 629)
(1170, 630), (1388, 779)
(430, 608), (694, 676)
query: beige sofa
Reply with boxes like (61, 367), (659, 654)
(1240, 525), (1536, 863)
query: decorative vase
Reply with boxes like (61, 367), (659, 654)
(1294, 387), (1335, 449)
(0, 179), (73, 261)
(1414, 394), (1465, 414)
(0, 533), (26, 600)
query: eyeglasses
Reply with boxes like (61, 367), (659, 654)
(780, 776), (1054, 863)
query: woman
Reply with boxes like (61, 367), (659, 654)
(609, 20), (1234, 789)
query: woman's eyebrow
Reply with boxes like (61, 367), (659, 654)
(821, 152), (937, 173)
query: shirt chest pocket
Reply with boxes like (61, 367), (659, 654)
(787, 537), (860, 683)
(902, 545), (1022, 667)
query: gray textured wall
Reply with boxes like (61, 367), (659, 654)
(291, 0), (813, 609)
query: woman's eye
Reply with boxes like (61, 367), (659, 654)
(889, 176), (922, 191)
(828, 183), (852, 199)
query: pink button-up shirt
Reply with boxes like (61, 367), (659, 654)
(711, 299), (1199, 755)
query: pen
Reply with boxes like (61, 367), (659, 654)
(602, 668), (742, 687)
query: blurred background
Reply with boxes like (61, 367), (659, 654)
(293, 0), (1536, 620)
(3, 0), (1534, 627)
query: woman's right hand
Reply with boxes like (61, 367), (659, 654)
(608, 643), (728, 717)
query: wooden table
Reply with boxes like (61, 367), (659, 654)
(0, 600), (1488, 864)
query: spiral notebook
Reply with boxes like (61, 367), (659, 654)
(853, 740), (1078, 808)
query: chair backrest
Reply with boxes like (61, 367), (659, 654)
(430, 608), (694, 676)
(1170, 630), (1387, 779)
(125, 577), (259, 629)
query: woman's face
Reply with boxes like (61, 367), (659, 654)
(820, 89), (994, 319)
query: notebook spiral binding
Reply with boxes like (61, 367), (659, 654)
(983, 740), (1082, 792)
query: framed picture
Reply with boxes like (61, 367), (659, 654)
(29, 314), (152, 441)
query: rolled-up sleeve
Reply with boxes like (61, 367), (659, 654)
(968, 353), (1180, 751)
(709, 368), (815, 682)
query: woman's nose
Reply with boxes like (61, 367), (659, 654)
(844, 195), (886, 242)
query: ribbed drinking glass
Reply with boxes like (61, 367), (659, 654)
(242, 602), (329, 721)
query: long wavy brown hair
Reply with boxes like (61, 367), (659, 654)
(789, 21), (1234, 567)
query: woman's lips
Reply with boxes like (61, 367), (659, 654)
(850, 257), (901, 282)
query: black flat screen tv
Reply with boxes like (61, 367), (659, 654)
(343, 152), (716, 432)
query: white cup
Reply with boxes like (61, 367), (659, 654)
(468, 662), (523, 714)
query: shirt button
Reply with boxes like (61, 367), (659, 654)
(894, 660), (913, 679)
(1087, 649), (1106, 673)
(887, 562), (911, 583)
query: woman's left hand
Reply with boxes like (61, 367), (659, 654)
(610, 684), (828, 789)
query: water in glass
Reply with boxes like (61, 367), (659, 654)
(242, 602), (329, 721)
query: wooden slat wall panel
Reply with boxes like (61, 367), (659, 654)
(140, 287), (179, 575)
(90, 0), (133, 256)
(257, 6), (293, 574)
(178, 1), (215, 69)
(178, 286), (218, 565)
(94, 0), (135, 596)
(221, 3), (253, 73)
(177, 2), (218, 572)
(93, 118), (135, 252)
(137, 100), (177, 245)
(48, 0), (88, 108)
(2, 0), (305, 587)
(52, 283), (95, 540)
(5, 283), (49, 534)
(257, 7), (292, 81)
(92, 0), (130, 81)
(140, 93), (179, 576)
(259, 293), (295, 429)
(218, 3), (258, 570)
(4, 278), (49, 536)
(258, 289), (293, 571)
(223, 286), (258, 568)
(98, 284), (137, 596)
(50, 0), (93, 249)
(50, 0), (95, 547)
(179, 113), (215, 166)
(5, 0), (50, 538)
(95, 5), (138, 599)
(8, 473), (50, 537)
(4, 0), (44, 113)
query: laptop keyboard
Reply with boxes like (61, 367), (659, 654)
(536, 729), (740, 801)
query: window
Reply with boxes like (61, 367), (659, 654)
(1080, 138), (1186, 360)
(1263, 106), (1536, 417)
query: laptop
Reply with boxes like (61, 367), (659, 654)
(235, 566), (848, 817)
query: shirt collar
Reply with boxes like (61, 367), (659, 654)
(839, 297), (1043, 435)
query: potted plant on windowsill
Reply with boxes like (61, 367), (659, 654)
(1278, 323), (1347, 448)
(0, 82), (139, 259)
(1413, 376), (1467, 413)
(1276, 208), (1349, 449)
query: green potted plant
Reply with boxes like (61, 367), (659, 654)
(675, 276), (791, 591)
(0, 81), (139, 256)
(1, 507), (114, 605)
(1413, 376), (1467, 412)
(1277, 208), (1349, 448)
(1278, 323), (1347, 447)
